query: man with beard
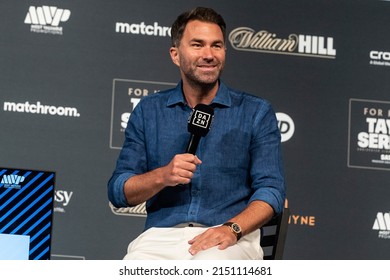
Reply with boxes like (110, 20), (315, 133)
(108, 7), (285, 260)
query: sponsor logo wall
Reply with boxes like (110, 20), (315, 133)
(0, 0), (389, 260)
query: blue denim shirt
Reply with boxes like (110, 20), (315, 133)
(108, 80), (285, 231)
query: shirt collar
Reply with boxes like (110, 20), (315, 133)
(166, 80), (232, 108)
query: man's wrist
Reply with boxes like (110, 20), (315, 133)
(222, 222), (242, 241)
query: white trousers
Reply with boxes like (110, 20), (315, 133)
(123, 224), (263, 260)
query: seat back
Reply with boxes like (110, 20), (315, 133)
(260, 207), (290, 260)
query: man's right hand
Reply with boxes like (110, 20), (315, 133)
(124, 154), (201, 206)
(162, 154), (202, 187)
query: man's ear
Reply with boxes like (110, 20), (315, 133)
(169, 47), (180, 67)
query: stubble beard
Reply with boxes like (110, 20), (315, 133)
(183, 63), (224, 92)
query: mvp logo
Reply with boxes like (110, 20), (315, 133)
(1, 175), (25, 189)
(373, 212), (390, 230)
(24, 6), (71, 27)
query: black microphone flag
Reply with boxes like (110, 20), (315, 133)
(186, 104), (214, 155)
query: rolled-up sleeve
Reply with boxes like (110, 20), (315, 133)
(107, 102), (147, 208)
(248, 102), (286, 215)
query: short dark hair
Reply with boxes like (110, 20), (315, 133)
(171, 7), (226, 47)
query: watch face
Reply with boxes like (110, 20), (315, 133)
(232, 223), (241, 233)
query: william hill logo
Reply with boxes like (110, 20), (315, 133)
(229, 28), (336, 59)
(1, 175), (25, 189)
(24, 6), (71, 35)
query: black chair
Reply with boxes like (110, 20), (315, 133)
(260, 207), (290, 260)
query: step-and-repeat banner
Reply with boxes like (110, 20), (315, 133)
(1, 0), (389, 259)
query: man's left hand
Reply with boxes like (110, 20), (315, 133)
(187, 226), (237, 255)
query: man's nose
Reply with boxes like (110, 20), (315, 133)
(201, 46), (214, 60)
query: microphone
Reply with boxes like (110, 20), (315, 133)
(186, 104), (214, 155)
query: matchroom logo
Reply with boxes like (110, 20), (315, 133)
(115, 21), (171, 37)
(372, 212), (390, 239)
(348, 98), (390, 171)
(24, 6), (71, 35)
(3, 101), (80, 117)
